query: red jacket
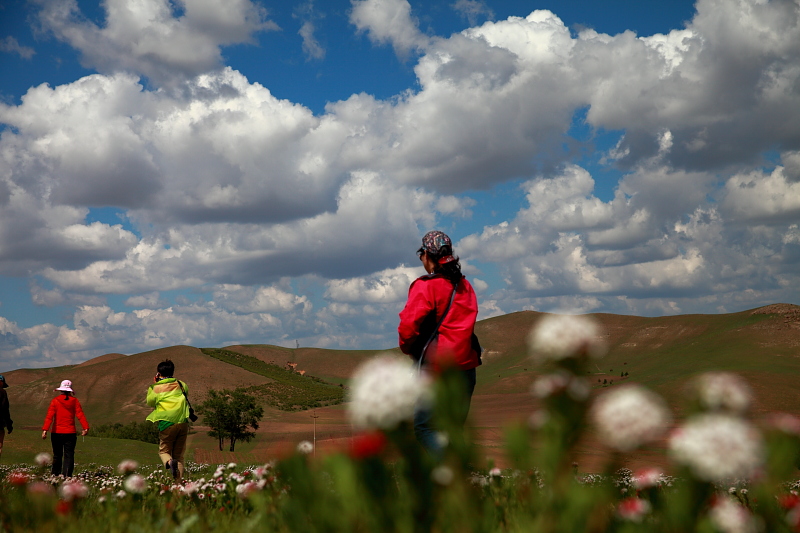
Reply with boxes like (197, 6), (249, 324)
(42, 395), (89, 434)
(398, 274), (481, 371)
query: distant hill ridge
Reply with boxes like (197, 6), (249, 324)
(2, 304), (799, 431)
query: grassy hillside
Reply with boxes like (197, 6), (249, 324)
(200, 348), (345, 411)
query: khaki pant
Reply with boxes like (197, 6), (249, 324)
(158, 422), (188, 480)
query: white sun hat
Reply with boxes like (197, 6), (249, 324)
(55, 380), (74, 392)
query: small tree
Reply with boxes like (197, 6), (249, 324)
(198, 388), (265, 451)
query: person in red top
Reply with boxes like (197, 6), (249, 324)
(398, 230), (482, 455)
(41, 380), (89, 477)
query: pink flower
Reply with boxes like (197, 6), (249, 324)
(633, 468), (663, 490)
(235, 481), (259, 499)
(617, 497), (651, 522)
(117, 459), (139, 474)
(27, 482), (55, 497)
(59, 480), (89, 502)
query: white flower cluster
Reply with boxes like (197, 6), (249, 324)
(347, 354), (432, 430)
(709, 497), (760, 533)
(693, 372), (752, 414)
(528, 314), (606, 363)
(591, 385), (672, 452)
(669, 415), (764, 482)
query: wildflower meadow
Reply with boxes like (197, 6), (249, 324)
(3, 315), (800, 532)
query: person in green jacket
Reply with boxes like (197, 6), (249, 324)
(146, 360), (190, 481)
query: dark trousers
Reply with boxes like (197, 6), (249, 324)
(414, 367), (477, 457)
(51, 432), (77, 477)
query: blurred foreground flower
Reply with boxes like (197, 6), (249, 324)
(709, 496), (759, 533)
(617, 497), (651, 522)
(7, 471), (31, 486)
(59, 480), (88, 502)
(531, 372), (590, 401)
(117, 459), (139, 474)
(35, 452), (53, 467)
(123, 474), (148, 494)
(591, 385), (672, 451)
(693, 372), (752, 414)
(27, 481), (55, 497)
(350, 431), (387, 459)
(669, 414), (764, 482)
(347, 354), (432, 430)
(528, 314), (606, 363)
(632, 467), (664, 490)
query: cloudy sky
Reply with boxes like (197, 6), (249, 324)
(1, 0), (799, 369)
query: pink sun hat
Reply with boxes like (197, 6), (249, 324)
(55, 380), (74, 392)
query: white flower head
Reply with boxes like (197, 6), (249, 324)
(117, 460), (139, 475)
(297, 440), (314, 454)
(35, 452), (53, 467)
(709, 496), (759, 533)
(59, 480), (89, 501)
(528, 314), (606, 364)
(347, 354), (433, 430)
(591, 385), (672, 452)
(123, 474), (148, 494)
(693, 372), (752, 414)
(226, 462), (237, 470)
(431, 466), (454, 486)
(115, 489), (127, 499)
(669, 414), (764, 482)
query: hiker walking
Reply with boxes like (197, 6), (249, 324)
(146, 359), (192, 481)
(398, 230), (482, 455)
(41, 380), (90, 477)
(0, 375), (12, 460)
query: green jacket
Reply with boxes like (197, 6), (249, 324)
(146, 378), (189, 425)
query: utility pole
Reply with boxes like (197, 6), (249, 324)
(310, 409), (319, 457)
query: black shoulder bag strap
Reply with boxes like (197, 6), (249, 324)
(416, 281), (458, 372)
(177, 380), (197, 422)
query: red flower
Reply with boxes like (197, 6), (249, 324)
(350, 431), (387, 459)
(55, 499), (72, 515)
(781, 494), (800, 510)
(7, 471), (30, 486)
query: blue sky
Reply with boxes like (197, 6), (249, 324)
(1, 0), (799, 369)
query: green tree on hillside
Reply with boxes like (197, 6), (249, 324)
(198, 388), (264, 451)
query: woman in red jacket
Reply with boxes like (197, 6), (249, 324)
(398, 230), (481, 455)
(41, 380), (89, 477)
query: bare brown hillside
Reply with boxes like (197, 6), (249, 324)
(3, 304), (799, 470)
(4, 345), (276, 428)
